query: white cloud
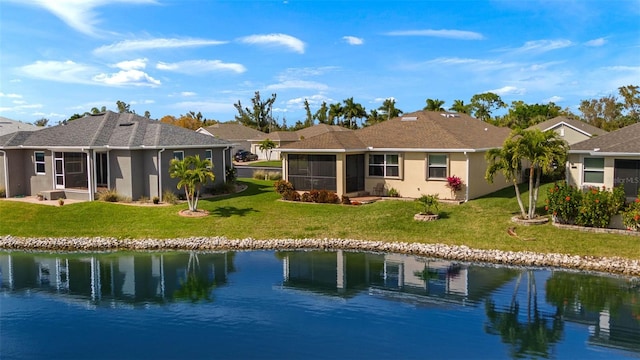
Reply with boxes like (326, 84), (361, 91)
(239, 33), (305, 54)
(0, 92), (23, 99)
(543, 96), (564, 103)
(94, 38), (227, 54)
(286, 94), (331, 108)
(171, 101), (235, 114)
(20, 60), (97, 84)
(266, 80), (328, 91)
(385, 29), (484, 40)
(181, 92), (197, 97)
(512, 39), (573, 53)
(114, 58), (148, 70)
(93, 69), (161, 87)
(427, 57), (501, 66)
(156, 60), (246, 74)
(488, 86), (526, 96)
(343, 36), (364, 45)
(585, 38), (607, 47)
(12, 0), (157, 37)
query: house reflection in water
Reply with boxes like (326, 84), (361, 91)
(278, 250), (517, 305)
(0, 252), (235, 306)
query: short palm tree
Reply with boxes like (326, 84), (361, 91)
(169, 155), (215, 212)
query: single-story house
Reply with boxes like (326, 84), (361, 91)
(567, 121), (640, 201)
(249, 124), (351, 160)
(196, 122), (265, 154)
(0, 111), (233, 201)
(278, 111), (512, 200)
(0, 116), (40, 136)
(528, 116), (607, 145)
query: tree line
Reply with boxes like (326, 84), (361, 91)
(36, 85), (639, 133)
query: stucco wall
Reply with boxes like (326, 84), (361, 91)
(466, 152), (510, 199)
(553, 125), (591, 145)
(28, 150), (52, 196)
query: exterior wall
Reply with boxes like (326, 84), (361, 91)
(567, 154), (640, 191)
(159, 148), (228, 198)
(27, 150), (52, 196)
(466, 152), (509, 199)
(552, 125), (591, 145)
(112, 150), (134, 198)
(143, 150), (159, 199)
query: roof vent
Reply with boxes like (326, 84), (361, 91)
(441, 113), (459, 118)
(401, 116), (417, 121)
(119, 122), (134, 127)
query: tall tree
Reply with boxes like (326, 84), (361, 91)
(449, 99), (472, 114)
(168, 155), (214, 212)
(579, 95), (621, 130)
(328, 103), (343, 126)
(314, 101), (329, 124)
(303, 99), (314, 128)
(364, 109), (383, 127)
(470, 92), (506, 122)
(424, 98), (446, 111)
(378, 98), (403, 121)
(497, 101), (561, 129)
(34, 118), (49, 127)
(116, 100), (134, 114)
(342, 97), (366, 129)
(259, 138), (277, 161)
(234, 91), (277, 133)
(618, 84), (640, 120)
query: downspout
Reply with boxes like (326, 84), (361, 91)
(464, 151), (470, 202)
(0, 150), (8, 198)
(158, 148), (165, 202)
(222, 146), (230, 183)
(83, 149), (93, 201)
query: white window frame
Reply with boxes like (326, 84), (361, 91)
(173, 151), (184, 161)
(583, 157), (604, 184)
(205, 149), (213, 166)
(368, 153), (400, 178)
(427, 154), (448, 180)
(35, 151), (46, 175)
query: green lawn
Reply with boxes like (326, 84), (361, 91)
(1, 179), (638, 260)
(248, 160), (282, 167)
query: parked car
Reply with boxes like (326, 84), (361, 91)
(234, 150), (258, 162)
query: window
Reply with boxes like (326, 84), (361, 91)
(173, 151), (184, 161)
(35, 151), (45, 174)
(583, 157), (604, 184)
(368, 154), (399, 177)
(428, 154), (448, 179)
(205, 150), (212, 164)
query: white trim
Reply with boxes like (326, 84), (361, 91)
(172, 150), (184, 161)
(34, 151), (46, 175)
(427, 153), (448, 180)
(0, 150), (9, 197)
(543, 121), (594, 137)
(569, 150), (640, 156)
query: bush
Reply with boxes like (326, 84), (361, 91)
(416, 194), (439, 215)
(0, 187), (5, 198)
(387, 188), (399, 197)
(317, 190), (339, 204)
(268, 171), (282, 181)
(152, 196), (160, 204)
(274, 180), (294, 195)
(446, 175), (464, 199)
(341, 195), (351, 205)
(253, 169), (268, 180)
(546, 181), (582, 224)
(225, 167), (237, 184)
(282, 189), (300, 201)
(162, 190), (179, 205)
(622, 197), (640, 231)
(576, 186), (622, 228)
(98, 189), (121, 202)
(301, 192), (313, 202)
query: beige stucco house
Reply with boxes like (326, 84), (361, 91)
(278, 111), (512, 201)
(0, 111), (233, 201)
(567, 121), (640, 201)
(248, 124), (351, 160)
(196, 122), (265, 154)
(528, 116), (607, 145)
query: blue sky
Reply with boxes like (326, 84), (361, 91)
(1, 0), (639, 125)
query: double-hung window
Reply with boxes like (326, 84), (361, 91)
(205, 150), (213, 168)
(173, 151), (184, 161)
(368, 154), (399, 177)
(428, 154), (448, 179)
(583, 157), (604, 184)
(35, 151), (45, 174)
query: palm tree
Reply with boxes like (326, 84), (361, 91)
(486, 129), (567, 219)
(169, 155), (215, 212)
(342, 97), (367, 129)
(328, 103), (343, 126)
(378, 98), (403, 121)
(424, 98), (445, 111)
(258, 138), (276, 161)
(449, 99), (472, 114)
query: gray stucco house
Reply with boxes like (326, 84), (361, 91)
(0, 111), (233, 201)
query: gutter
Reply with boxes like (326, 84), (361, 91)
(0, 150), (8, 198)
(464, 151), (470, 202)
(158, 148), (165, 202)
(222, 146), (230, 183)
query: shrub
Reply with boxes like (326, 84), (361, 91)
(152, 196), (160, 204)
(98, 189), (121, 202)
(622, 197), (640, 231)
(301, 192), (313, 202)
(576, 186), (618, 228)
(308, 190), (320, 203)
(0, 187), (5, 198)
(268, 171), (282, 181)
(446, 175), (464, 199)
(341, 195), (351, 205)
(274, 180), (294, 195)
(225, 166), (237, 184)
(253, 169), (268, 180)
(387, 188), (399, 197)
(416, 194), (439, 215)
(162, 190), (179, 205)
(282, 189), (301, 201)
(546, 181), (582, 224)
(316, 190), (339, 204)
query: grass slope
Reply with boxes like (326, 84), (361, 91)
(1, 179), (638, 259)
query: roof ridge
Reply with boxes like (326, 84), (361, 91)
(88, 112), (111, 146)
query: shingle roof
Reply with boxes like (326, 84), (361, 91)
(569, 121), (640, 154)
(252, 131), (300, 142)
(201, 122), (265, 140)
(0, 111), (232, 149)
(529, 116), (607, 137)
(0, 117), (40, 136)
(296, 124), (351, 139)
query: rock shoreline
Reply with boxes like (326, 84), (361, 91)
(1, 235), (639, 276)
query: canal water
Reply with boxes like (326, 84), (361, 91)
(1, 250), (638, 359)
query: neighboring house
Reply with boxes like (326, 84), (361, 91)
(249, 124), (351, 160)
(278, 111), (512, 200)
(0, 116), (40, 136)
(0, 111), (233, 201)
(528, 116), (607, 145)
(196, 122), (265, 154)
(567, 121), (640, 201)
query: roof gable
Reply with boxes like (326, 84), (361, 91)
(202, 122), (265, 140)
(570, 121), (640, 154)
(529, 116), (607, 137)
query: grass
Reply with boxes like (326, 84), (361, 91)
(249, 160), (282, 167)
(1, 179), (638, 260)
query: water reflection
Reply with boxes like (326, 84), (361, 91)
(1, 250), (638, 358)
